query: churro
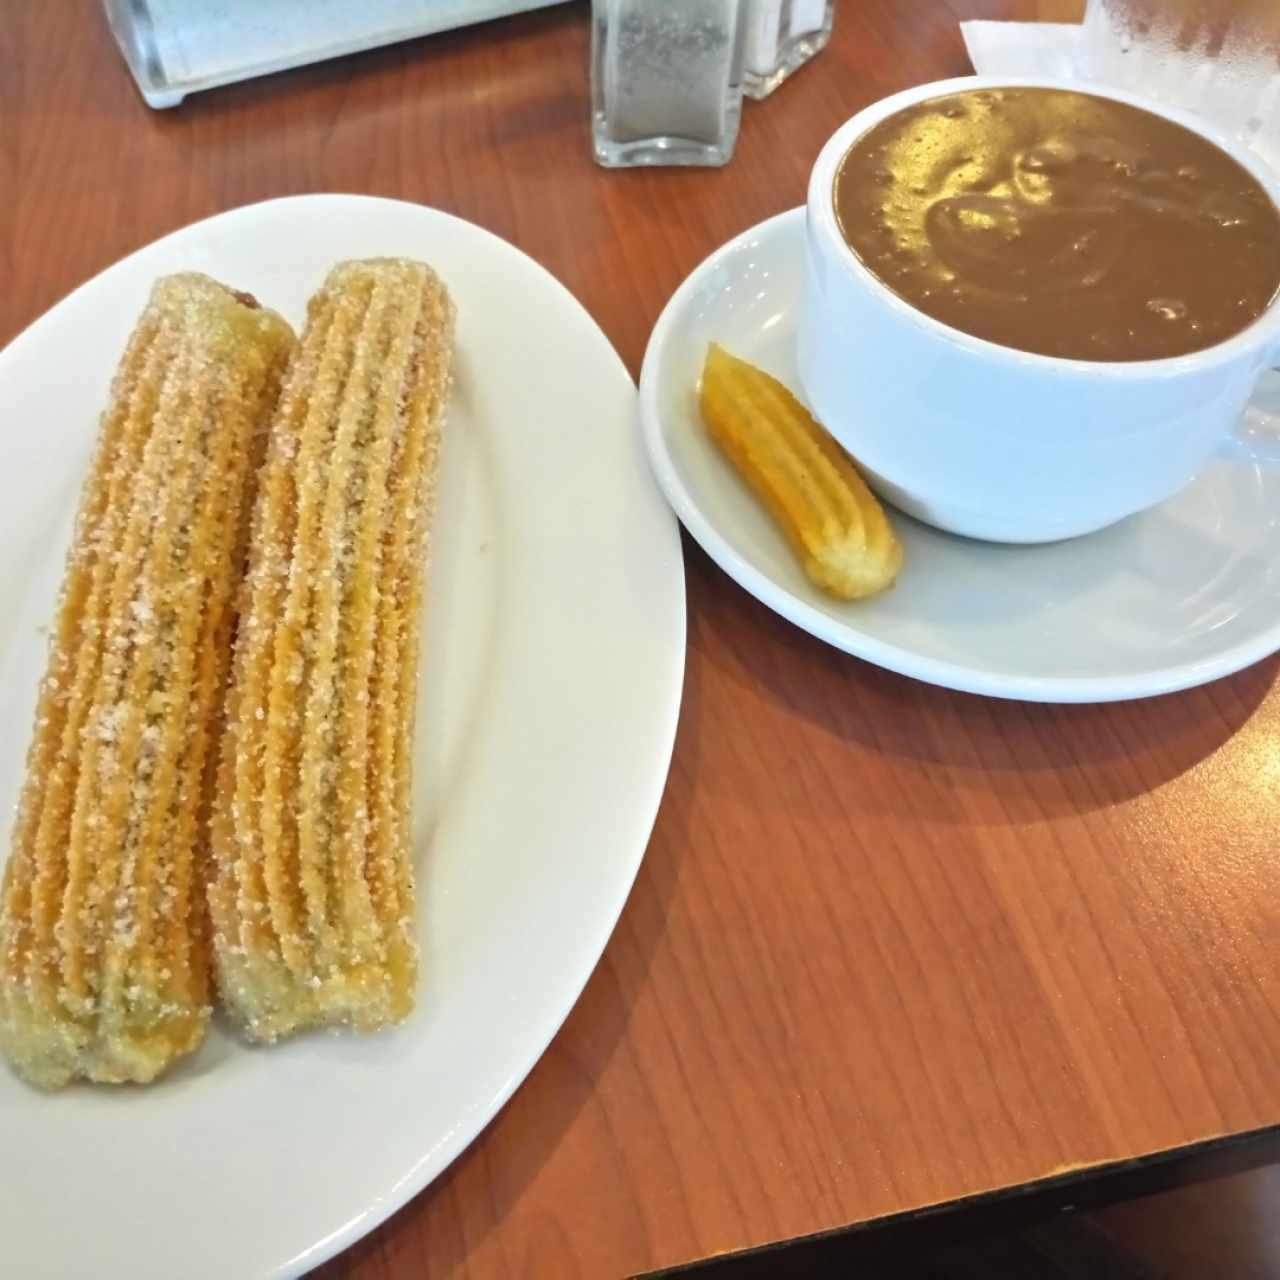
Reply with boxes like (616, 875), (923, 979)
(210, 258), (454, 1042)
(0, 274), (294, 1087)
(699, 343), (903, 600)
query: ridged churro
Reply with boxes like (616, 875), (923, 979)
(210, 258), (454, 1042)
(0, 275), (294, 1088)
(699, 343), (903, 600)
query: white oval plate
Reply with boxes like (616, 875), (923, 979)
(0, 196), (685, 1277)
(639, 207), (1280, 703)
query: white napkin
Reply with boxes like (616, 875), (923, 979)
(960, 18), (1279, 174)
(960, 21), (1081, 81)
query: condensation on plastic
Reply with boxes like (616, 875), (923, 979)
(1080, 0), (1280, 169)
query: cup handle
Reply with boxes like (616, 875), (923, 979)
(1219, 342), (1280, 463)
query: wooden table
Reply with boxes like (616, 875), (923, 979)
(8, 2), (1279, 1276)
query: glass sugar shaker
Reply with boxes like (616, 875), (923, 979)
(591, 0), (749, 167)
(743, 0), (834, 100)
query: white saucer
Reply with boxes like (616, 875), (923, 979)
(639, 208), (1280, 703)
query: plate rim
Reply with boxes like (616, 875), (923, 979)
(638, 205), (1280, 704)
(0, 193), (687, 1278)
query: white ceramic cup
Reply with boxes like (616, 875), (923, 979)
(796, 75), (1280, 544)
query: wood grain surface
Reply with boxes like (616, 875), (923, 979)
(5, 2), (1278, 1277)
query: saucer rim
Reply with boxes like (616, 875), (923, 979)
(637, 206), (1280, 704)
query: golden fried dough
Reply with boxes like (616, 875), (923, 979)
(210, 259), (454, 1043)
(0, 274), (294, 1087)
(699, 342), (902, 600)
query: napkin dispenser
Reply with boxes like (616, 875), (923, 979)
(104, 0), (572, 108)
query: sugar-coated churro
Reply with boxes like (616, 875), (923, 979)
(210, 258), (454, 1042)
(0, 274), (294, 1087)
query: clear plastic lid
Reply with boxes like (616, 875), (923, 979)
(104, 0), (569, 108)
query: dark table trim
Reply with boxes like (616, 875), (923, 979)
(640, 1126), (1280, 1277)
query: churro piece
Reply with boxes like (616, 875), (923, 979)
(0, 275), (294, 1088)
(210, 259), (453, 1042)
(699, 343), (903, 600)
